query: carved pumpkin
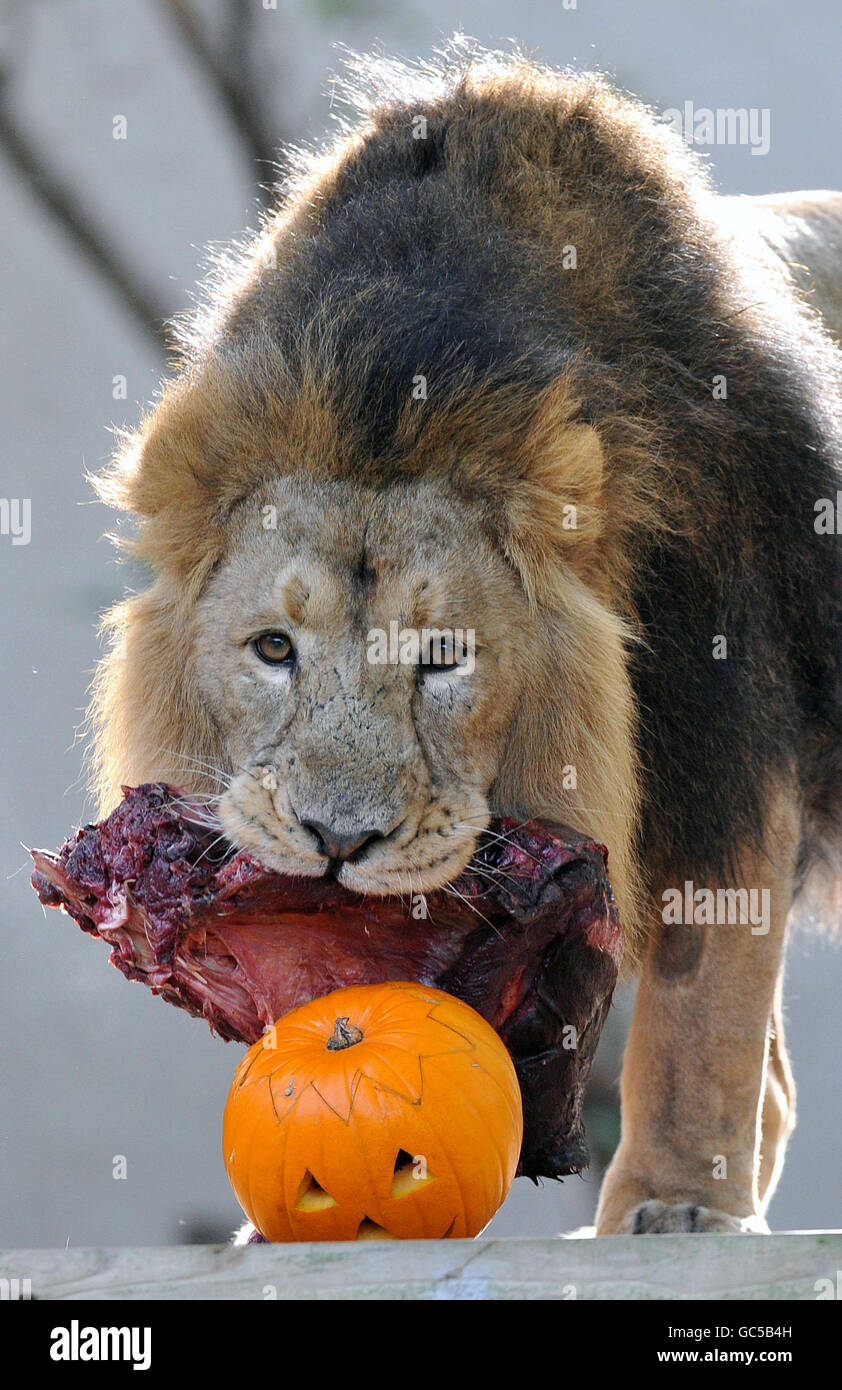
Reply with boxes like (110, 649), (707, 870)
(223, 981), (523, 1241)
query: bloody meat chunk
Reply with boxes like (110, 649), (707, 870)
(31, 783), (622, 1179)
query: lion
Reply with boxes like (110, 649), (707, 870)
(89, 41), (842, 1235)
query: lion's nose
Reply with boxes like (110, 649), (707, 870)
(301, 820), (383, 863)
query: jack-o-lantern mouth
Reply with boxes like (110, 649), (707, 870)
(31, 782), (622, 1181)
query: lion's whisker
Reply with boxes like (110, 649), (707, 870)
(155, 749), (232, 790)
(442, 879), (503, 938)
(466, 860), (519, 887)
(193, 830), (236, 865)
(454, 820), (541, 864)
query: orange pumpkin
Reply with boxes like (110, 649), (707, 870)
(223, 981), (523, 1241)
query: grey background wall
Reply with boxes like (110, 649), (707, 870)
(1, 0), (840, 1247)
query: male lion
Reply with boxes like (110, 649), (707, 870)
(90, 44), (842, 1235)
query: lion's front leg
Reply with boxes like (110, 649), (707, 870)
(595, 788), (799, 1236)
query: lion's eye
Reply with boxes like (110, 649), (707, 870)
(253, 632), (295, 666)
(420, 650), (460, 674)
(418, 635), (474, 675)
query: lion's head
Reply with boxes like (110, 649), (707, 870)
(91, 375), (639, 926)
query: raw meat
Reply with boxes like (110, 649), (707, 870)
(31, 783), (622, 1179)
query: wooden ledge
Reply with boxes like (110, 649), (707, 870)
(2, 1232), (841, 1300)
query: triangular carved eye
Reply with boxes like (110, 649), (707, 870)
(391, 1149), (433, 1198)
(356, 1218), (396, 1240)
(295, 1169), (338, 1211)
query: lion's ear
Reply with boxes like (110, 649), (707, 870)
(94, 366), (260, 589)
(494, 380), (607, 606)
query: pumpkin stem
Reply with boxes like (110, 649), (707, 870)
(327, 1016), (364, 1051)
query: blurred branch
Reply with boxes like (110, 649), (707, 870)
(161, 0), (279, 201)
(0, 0), (287, 347)
(0, 93), (169, 350)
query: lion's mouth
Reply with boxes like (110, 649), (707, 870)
(218, 775), (487, 898)
(31, 783), (622, 1179)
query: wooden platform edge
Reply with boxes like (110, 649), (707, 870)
(2, 1232), (841, 1300)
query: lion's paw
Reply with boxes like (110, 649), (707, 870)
(232, 1220), (266, 1245)
(621, 1200), (769, 1235)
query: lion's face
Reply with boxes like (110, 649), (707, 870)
(190, 473), (530, 895)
